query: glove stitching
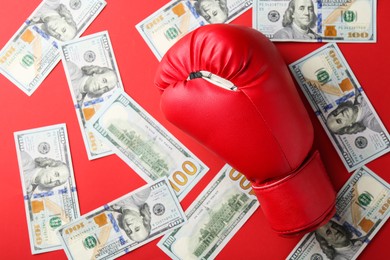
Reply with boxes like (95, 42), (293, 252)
(275, 201), (336, 234)
(251, 151), (319, 191)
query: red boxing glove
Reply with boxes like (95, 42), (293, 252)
(155, 24), (336, 236)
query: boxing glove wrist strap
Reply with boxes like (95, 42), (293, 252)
(252, 151), (336, 236)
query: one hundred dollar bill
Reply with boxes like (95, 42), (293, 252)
(253, 0), (376, 42)
(136, 0), (252, 60)
(14, 123), (80, 254)
(87, 90), (209, 200)
(57, 177), (187, 260)
(158, 164), (260, 260)
(60, 31), (123, 160)
(289, 43), (390, 172)
(287, 166), (390, 260)
(0, 0), (106, 95)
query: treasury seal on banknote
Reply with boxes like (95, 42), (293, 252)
(38, 141), (50, 154)
(267, 10), (280, 22)
(69, 0), (82, 10)
(83, 50), (96, 62)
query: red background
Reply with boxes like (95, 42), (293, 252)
(0, 0), (388, 259)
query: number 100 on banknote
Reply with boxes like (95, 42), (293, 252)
(87, 90), (209, 200)
(253, 0), (377, 42)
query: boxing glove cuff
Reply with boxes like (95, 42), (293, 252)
(252, 151), (336, 236)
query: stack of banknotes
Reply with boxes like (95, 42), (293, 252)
(2, 0), (389, 259)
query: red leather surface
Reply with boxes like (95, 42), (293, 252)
(156, 23), (336, 235)
(156, 24), (313, 179)
(253, 151), (336, 236)
(0, 0), (389, 259)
